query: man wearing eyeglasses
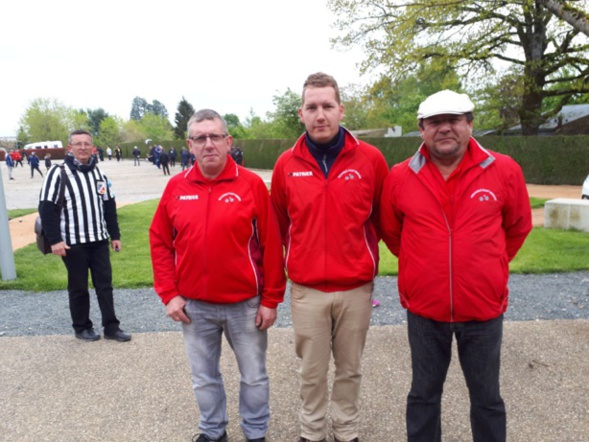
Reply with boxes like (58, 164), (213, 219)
(39, 129), (131, 343)
(271, 73), (389, 442)
(150, 109), (286, 442)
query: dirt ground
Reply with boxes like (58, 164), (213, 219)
(2, 160), (583, 251)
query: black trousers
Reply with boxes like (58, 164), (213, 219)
(62, 241), (120, 334)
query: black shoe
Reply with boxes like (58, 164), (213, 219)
(104, 329), (132, 342)
(75, 329), (100, 341)
(335, 438), (359, 442)
(247, 438), (265, 442)
(299, 438), (326, 442)
(192, 431), (227, 442)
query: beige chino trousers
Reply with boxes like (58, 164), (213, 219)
(291, 282), (373, 441)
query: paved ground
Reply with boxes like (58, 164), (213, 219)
(1, 158), (588, 441)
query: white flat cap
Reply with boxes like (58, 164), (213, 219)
(417, 90), (474, 120)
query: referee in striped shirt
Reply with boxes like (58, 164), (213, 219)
(39, 129), (131, 342)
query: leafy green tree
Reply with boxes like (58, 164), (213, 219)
(130, 97), (149, 120)
(95, 116), (123, 147)
(19, 98), (70, 144)
(539, 0), (589, 36)
(265, 88), (305, 138)
(224, 113), (249, 139)
(86, 108), (109, 136)
(138, 113), (174, 141)
(174, 97), (195, 140)
(329, 0), (589, 135)
(70, 110), (91, 133)
(121, 120), (147, 144)
(147, 100), (168, 119)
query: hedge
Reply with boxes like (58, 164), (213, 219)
(121, 135), (589, 185)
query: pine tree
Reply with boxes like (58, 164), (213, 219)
(174, 97), (195, 140)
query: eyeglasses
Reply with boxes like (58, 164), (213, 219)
(188, 134), (227, 147)
(71, 142), (93, 147)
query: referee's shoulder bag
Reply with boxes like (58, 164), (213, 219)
(35, 165), (68, 255)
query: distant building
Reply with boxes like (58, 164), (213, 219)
(500, 104), (589, 136)
(351, 126), (402, 138)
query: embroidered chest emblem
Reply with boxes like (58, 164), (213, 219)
(219, 192), (242, 203)
(470, 189), (497, 202)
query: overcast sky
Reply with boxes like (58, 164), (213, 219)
(0, 0), (369, 137)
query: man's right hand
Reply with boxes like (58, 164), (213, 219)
(166, 296), (191, 324)
(51, 241), (70, 257)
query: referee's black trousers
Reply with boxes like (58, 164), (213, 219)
(62, 241), (120, 334)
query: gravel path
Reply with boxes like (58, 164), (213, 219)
(1, 272), (588, 337)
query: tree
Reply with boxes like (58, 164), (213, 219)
(329, 0), (589, 135)
(539, 0), (589, 36)
(130, 97), (149, 120)
(174, 97), (195, 140)
(95, 116), (123, 147)
(147, 100), (168, 119)
(265, 88), (305, 138)
(86, 108), (109, 136)
(137, 113), (174, 141)
(223, 113), (249, 139)
(19, 98), (70, 143)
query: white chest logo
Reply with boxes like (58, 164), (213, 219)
(470, 188), (497, 202)
(219, 192), (242, 203)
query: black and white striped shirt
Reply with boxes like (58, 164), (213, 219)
(39, 155), (120, 246)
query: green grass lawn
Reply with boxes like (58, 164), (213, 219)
(1, 199), (588, 291)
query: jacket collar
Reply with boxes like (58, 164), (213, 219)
(409, 137), (495, 174)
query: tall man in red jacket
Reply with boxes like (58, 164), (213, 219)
(271, 72), (389, 442)
(150, 109), (286, 442)
(380, 90), (532, 442)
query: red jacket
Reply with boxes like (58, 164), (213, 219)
(380, 139), (532, 322)
(271, 129), (389, 292)
(149, 156), (286, 308)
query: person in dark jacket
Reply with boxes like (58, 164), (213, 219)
(159, 150), (170, 175)
(38, 129), (131, 343)
(29, 152), (43, 178)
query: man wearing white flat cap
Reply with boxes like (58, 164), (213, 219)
(380, 90), (532, 442)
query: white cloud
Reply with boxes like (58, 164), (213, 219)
(0, 0), (369, 136)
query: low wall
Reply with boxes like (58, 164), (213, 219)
(544, 198), (589, 232)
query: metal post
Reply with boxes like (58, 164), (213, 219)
(0, 156), (17, 280)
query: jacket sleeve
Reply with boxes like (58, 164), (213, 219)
(149, 182), (180, 305)
(379, 167), (404, 257)
(103, 199), (120, 240)
(369, 148), (391, 240)
(270, 154), (291, 245)
(503, 159), (533, 261)
(254, 177), (286, 309)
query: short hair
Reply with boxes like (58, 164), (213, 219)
(69, 129), (93, 144)
(302, 72), (341, 104)
(187, 109), (228, 137)
(417, 112), (474, 129)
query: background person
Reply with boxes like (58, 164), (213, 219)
(38, 129), (131, 343)
(29, 151), (43, 178)
(271, 72), (389, 442)
(380, 90), (532, 442)
(5, 150), (15, 180)
(150, 109), (285, 442)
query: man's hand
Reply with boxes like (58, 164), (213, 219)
(256, 305), (277, 331)
(51, 241), (70, 257)
(111, 240), (122, 252)
(166, 296), (191, 324)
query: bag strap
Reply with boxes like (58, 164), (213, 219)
(56, 165), (69, 209)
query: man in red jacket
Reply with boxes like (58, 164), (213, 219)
(150, 109), (286, 442)
(271, 72), (389, 442)
(380, 90), (532, 442)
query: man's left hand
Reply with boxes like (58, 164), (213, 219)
(111, 240), (121, 252)
(256, 305), (277, 331)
